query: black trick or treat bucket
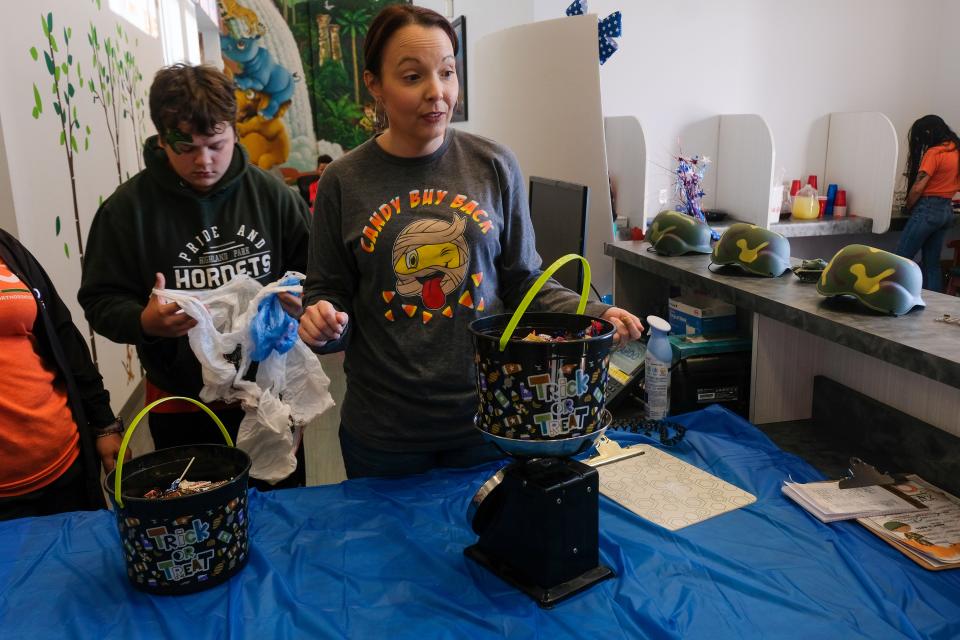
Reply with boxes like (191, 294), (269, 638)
(104, 397), (252, 595)
(470, 255), (615, 449)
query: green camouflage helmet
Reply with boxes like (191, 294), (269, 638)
(817, 244), (925, 316)
(646, 210), (713, 256)
(711, 223), (791, 277)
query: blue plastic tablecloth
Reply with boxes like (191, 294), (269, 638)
(2, 405), (959, 639)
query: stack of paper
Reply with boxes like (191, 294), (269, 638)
(857, 476), (960, 571)
(782, 479), (925, 523)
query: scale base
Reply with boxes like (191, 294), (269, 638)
(465, 544), (614, 608)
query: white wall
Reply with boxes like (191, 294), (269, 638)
(533, 0), (949, 220)
(0, 1), (167, 410)
(933, 1), (960, 136)
(0, 112), (16, 235)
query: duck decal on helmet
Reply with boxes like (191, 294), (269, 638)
(646, 210), (713, 256)
(711, 223), (791, 277)
(817, 244), (925, 316)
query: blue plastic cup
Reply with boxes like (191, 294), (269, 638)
(825, 184), (838, 217)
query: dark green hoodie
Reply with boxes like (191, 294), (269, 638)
(78, 136), (310, 397)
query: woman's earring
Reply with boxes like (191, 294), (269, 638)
(374, 99), (387, 132)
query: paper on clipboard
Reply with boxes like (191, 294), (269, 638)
(596, 445), (756, 530)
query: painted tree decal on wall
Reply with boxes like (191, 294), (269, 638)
(88, 23), (122, 183)
(87, 13), (147, 382)
(30, 11), (98, 364)
(117, 30), (147, 174)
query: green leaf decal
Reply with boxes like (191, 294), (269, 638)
(55, 216), (61, 235)
(70, 135), (78, 152)
(29, 46), (38, 60)
(44, 50), (54, 75)
(64, 242), (70, 259)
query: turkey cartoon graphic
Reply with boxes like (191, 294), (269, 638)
(392, 214), (469, 311)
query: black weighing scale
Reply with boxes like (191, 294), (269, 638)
(465, 411), (615, 608)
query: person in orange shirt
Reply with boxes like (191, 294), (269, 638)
(896, 115), (960, 292)
(0, 228), (128, 520)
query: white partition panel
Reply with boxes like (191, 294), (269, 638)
(675, 116), (721, 218)
(604, 116), (646, 230)
(471, 15), (615, 295)
(715, 114), (776, 228)
(824, 112), (899, 233)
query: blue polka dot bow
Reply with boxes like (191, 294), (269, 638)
(565, 0), (623, 65)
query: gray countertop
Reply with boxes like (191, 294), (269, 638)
(711, 215), (873, 237)
(606, 240), (960, 389)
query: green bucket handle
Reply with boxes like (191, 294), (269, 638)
(498, 254), (591, 351)
(113, 396), (233, 508)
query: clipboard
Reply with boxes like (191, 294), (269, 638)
(586, 438), (755, 531)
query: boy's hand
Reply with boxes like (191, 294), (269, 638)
(140, 272), (197, 338)
(278, 292), (303, 318)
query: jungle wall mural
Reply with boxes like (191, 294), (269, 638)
(218, 0), (407, 174)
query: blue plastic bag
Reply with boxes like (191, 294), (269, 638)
(250, 276), (300, 362)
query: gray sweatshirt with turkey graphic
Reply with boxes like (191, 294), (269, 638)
(305, 129), (609, 452)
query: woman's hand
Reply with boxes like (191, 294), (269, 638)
(299, 300), (349, 347)
(601, 307), (644, 345)
(95, 433), (131, 474)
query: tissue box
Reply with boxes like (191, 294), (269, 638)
(668, 294), (736, 336)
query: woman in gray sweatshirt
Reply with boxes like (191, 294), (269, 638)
(301, 5), (643, 478)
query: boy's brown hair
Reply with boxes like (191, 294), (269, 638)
(149, 63), (237, 138)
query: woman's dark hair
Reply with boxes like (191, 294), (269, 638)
(363, 5), (458, 77)
(149, 64), (237, 137)
(905, 114), (960, 191)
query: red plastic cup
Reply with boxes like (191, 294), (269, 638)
(834, 190), (847, 206)
(807, 175), (818, 191)
(790, 180), (802, 197)
(818, 196), (827, 217)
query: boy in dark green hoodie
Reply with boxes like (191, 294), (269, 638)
(78, 64), (310, 488)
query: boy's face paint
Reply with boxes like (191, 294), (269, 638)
(163, 128), (195, 154)
(158, 123), (236, 192)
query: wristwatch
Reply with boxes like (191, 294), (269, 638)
(93, 417), (124, 438)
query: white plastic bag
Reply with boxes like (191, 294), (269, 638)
(155, 272), (334, 483)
